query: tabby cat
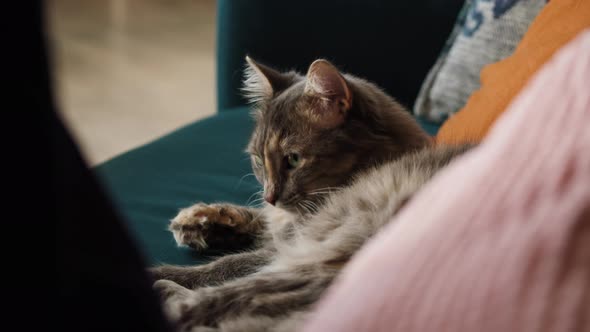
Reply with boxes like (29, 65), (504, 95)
(151, 57), (470, 332)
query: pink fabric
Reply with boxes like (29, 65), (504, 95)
(303, 30), (590, 332)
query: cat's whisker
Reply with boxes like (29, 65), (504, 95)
(299, 201), (308, 213)
(310, 202), (319, 213)
(308, 200), (320, 212)
(307, 191), (333, 196)
(249, 196), (265, 202)
(234, 172), (258, 190)
(300, 200), (317, 215)
(297, 201), (305, 212)
(238, 173), (256, 182)
(247, 190), (263, 201)
(295, 202), (305, 215)
(307, 186), (345, 197)
(246, 193), (261, 205)
(297, 202), (311, 215)
(246, 189), (263, 200)
(250, 208), (267, 224)
(246, 190), (264, 206)
(249, 198), (266, 207)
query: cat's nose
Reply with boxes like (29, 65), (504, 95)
(264, 193), (277, 205)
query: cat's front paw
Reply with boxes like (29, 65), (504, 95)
(169, 203), (250, 250)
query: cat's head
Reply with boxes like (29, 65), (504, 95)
(244, 57), (430, 214)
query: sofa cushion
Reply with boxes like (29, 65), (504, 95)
(95, 109), (259, 266)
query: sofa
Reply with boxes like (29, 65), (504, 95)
(52, 0), (589, 329)
(94, 0), (467, 266)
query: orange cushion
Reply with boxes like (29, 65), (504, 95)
(436, 0), (590, 145)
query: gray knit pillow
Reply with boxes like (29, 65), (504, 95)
(414, 0), (546, 123)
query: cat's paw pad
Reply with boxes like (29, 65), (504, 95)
(169, 203), (247, 250)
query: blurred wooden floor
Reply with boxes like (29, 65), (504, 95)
(48, 0), (216, 165)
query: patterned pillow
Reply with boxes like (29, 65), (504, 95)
(413, 0), (546, 123)
(436, 0), (590, 145)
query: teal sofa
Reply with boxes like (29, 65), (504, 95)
(95, 0), (465, 266)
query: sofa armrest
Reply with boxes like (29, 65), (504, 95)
(216, 0), (465, 113)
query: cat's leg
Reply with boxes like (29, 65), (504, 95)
(150, 248), (273, 288)
(170, 203), (266, 251)
(152, 279), (194, 321)
(154, 270), (333, 330)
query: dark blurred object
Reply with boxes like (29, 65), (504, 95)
(17, 0), (173, 330)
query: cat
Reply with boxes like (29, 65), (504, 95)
(151, 57), (471, 332)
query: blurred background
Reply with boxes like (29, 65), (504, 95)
(48, 0), (216, 165)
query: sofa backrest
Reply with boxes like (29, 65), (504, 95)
(216, 0), (465, 113)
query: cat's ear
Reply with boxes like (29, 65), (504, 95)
(304, 59), (352, 129)
(242, 56), (294, 104)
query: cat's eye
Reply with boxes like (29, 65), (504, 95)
(253, 155), (263, 168)
(286, 153), (300, 169)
